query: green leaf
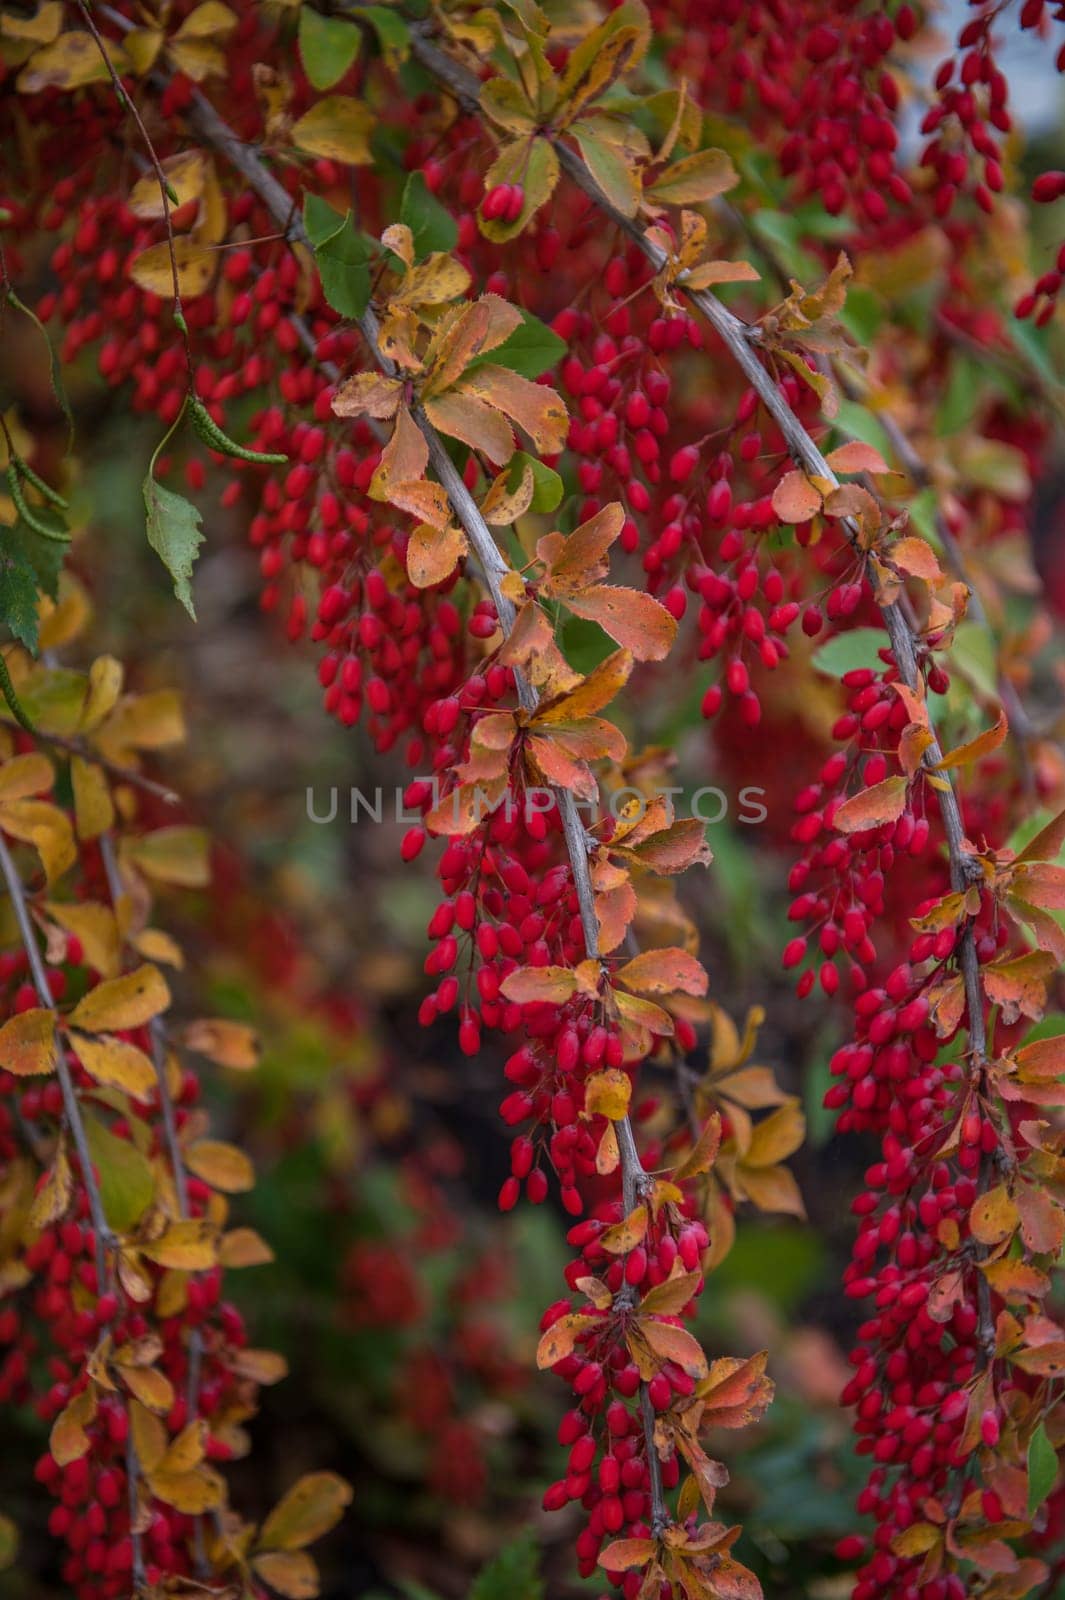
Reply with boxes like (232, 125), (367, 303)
(143, 477), (204, 620)
(400, 170), (457, 258)
(303, 195), (372, 320)
(363, 4), (409, 66)
(949, 620), (998, 701)
(467, 309), (566, 380)
(0, 538), (41, 653)
(508, 450), (562, 512)
(469, 1535), (544, 1600)
(298, 7), (361, 90)
(9, 517), (65, 603)
(812, 628), (888, 679)
(302, 192), (346, 248)
(83, 1115), (155, 1233)
(1028, 1421), (1057, 1516)
(560, 614), (614, 675)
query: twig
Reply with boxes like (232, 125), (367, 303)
(98, 832), (211, 1573)
(404, 17), (993, 1101)
(73, 0), (194, 377)
(181, 80), (674, 1536)
(0, 831), (114, 1279)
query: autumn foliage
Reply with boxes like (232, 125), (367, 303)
(1, 1), (1065, 1598)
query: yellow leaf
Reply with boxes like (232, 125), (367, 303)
(186, 1139), (255, 1194)
(43, 901), (121, 979)
(584, 1068), (632, 1121)
(479, 135), (560, 242)
(68, 965), (170, 1033)
(158, 1419), (207, 1476)
(181, 1018), (260, 1070)
(220, 1227), (275, 1267)
(71, 756), (114, 841)
(123, 25), (162, 74)
(96, 689), (185, 752)
(423, 295), (522, 394)
(130, 1398), (167, 1471)
(0, 797), (76, 882)
(50, 1387), (96, 1466)
(743, 1102), (805, 1167)
(140, 1219), (218, 1272)
(0, 752), (52, 801)
(534, 648), (633, 724)
(684, 259), (760, 290)
(1, 2), (63, 43)
(290, 96), (373, 164)
(120, 1364), (174, 1413)
(258, 1471), (354, 1553)
(331, 372), (403, 421)
(16, 30), (127, 91)
(0, 1008), (56, 1076)
(129, 237), (215, 300)
(30, 1135), (72, 1229)
(173, 0), (237, 37)
(231, 1347), (289, 1383)
(81, 648), (123, 729)
(253, 1551), (320, 1599)
(557, 6), (649, 124)
(124, 826), (210, 887)
(149, 1464), (226, 1513)
(132, 928), (185, 969)
(575, 128), (641, 217)
(67, 1031), (156, 1100)
(649, 147), (737, 205)
(128, 151), (205, 220)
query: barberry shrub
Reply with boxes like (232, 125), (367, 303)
(0, 2), (1064, 1599)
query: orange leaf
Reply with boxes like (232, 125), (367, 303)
(933, 708), (1008, 771)
(599, 1539), (656, 1573)
(834, 775), (908, 834)
(771, 470), (822, 524)
(457, 365), (568, 455)
(599, 1204), (648, 1254)
(499, 966), (580, 1006)
(1016, 808), (1065, 865)
(536, 1311), (594, 1369)
(615, 947), (708, 997)
(824, 440), (890, 475)
(566, 585), (677, 662)
(539, 503), (624, 595)
(969, 1185), (1019, 1246)
(889, 535), (945, 583)
(0, 1008), (56, 1076)
(641, 1319), (708, 1379)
